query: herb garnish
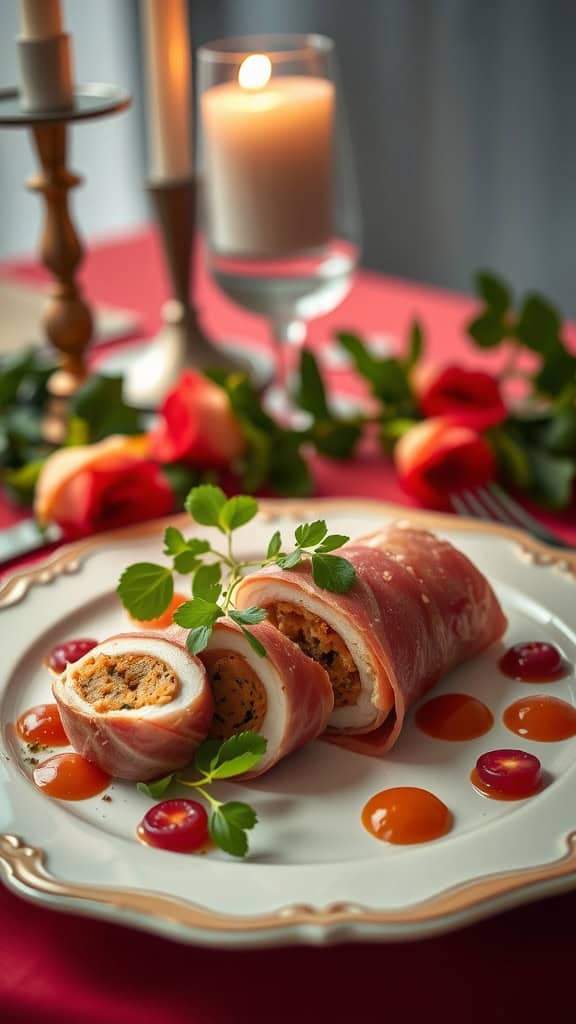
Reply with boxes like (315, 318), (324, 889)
(117, 485), (356, 656)
(137, 731), (267, 857)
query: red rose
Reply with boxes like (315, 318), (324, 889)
(413, 364), (507, 430)
(35, 435), (174, 538)
(150, 370), (246, 467)
(394, 417), (496, 508)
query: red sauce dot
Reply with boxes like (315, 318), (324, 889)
(361, 787), (452, 845)
(415, 693), (494, 741)
(503, 695), (576, 742)
(46, 638), (98, 674)
(17, 703), (68, 746)
(499, 642), (568, 683)
(33, 752), (110, 800)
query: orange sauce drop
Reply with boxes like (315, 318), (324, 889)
(128, 593), (187, 630)
(469, 767), (544, 801)
(503, 695), (576, 742)
(17, 703), (69, 747)
(33, 753), (110, 800)
(362, 787), (452, 845)
(415, 693), (494, 741)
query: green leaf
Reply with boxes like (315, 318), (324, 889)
(295, 519), (327, 548)
(185, 625), (213, 655)
(70, 374), (141, 441)
(516, 294), (562, 355)
(0, 349), (37, 410)
(312, 420), (362, 459)
(266, 530), (282, 558)
(65, 416), (90, 447)
(311, 554), (356, 593)
(117, 563), (174, 620)
(476, 271), (512, 316)
(2, 459), (45, 501)
(185, 484), (227, 527)
(219, 495), (258, 532)
(489, 428), (533, 491)
(540, 407), (576, 454)
(269, 439), (312, 497)
(194, 739), (222, 775)
(173, 598), (223, 629)
(379, 417), (419, 455)
(164, 526), (189, 556)
(173, 550), (202, 574)
(192, 563), (222, 602)
(239, 626), (267, 657)
(296, 349), (329, 418)
(314, 533), (348, 553)
(219, 801), (257, 830)
(527, 449), (575, 510)
(534, 349), (576, 398)
(337, 333), (381, 383)
(229, 606), (267, 626)
(209, 807), (248, 857)
(405, 320), (424, 369)
(277, 549), (302, 570)
(468, 313), (508, 348)
(136, 774), (175, 799)
(209, 731), (267, 779)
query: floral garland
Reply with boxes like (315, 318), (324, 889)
(0, 272), (574, 539)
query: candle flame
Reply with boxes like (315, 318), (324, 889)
(238, 54), (272, 90)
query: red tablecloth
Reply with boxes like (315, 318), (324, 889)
(1, 230), (575, 1024)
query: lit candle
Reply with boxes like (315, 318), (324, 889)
(201, 55), (334, 255)
(142, 0), (193, 180)
(19, 0), (63, 39)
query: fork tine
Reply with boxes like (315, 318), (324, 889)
(450, 493), (484, 519)
(484, 483), (569, 547)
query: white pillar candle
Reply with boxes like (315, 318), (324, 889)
(142, 0), (193, 180)
(201, 56), (334, 256)
(19, 0), (62, 39)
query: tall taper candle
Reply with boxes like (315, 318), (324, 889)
(19, 0), (62, 39)
(142, 0), (193, 180)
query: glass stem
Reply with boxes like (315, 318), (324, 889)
(268, 314), (307, 424)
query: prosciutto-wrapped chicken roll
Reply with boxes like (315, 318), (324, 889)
(52, 633), (213, 780)
(235, 523), (507, 755)
(198, 619), (333, 778)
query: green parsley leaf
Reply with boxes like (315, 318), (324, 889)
(117, 563), (174, 620)
(194, 739), (222, 775)
(218, 801), (257, 830)
(185, 484), (227, 527)
(193, 563), (222, 602)
(229, 606), (267, 626)
(267, 530), (282, 558)
(311, 553), (356, 593)
(219, 495), (258, 532)
(173, 550), (202, 574)
(239, 627), (266, 657)
(297, 349), (329, 418)
(173, 598), (223, 629)
(314, 534), (348, 553)
(277, 549), (302, 570)
(136, 774), (175, 799)
(295, 519), (327, 547)
(209, 731), (267, 774)
(476, 271), (512, 316)
(163, 526), (188, 556)
(185, 626), (213, 655)
(209, 806), (248, 857)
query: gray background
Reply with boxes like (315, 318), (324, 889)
(1, 0), (575, 312)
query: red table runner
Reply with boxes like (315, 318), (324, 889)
(1, 230), (575, 1023)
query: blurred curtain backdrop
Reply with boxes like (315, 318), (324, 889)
(1, 0), (575, 314)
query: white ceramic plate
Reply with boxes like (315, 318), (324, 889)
(1, 500), (575, 948)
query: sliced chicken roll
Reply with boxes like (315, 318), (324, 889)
(199, 620), (333, 778)
(235, 522), (507, 755)
(51, 633), (213, 780)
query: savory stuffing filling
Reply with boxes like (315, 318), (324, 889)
(266, 602), (361, 707)
(71, 653), (178, 712)
(208, 654), (268, 739)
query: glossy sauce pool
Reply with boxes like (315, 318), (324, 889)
(499, 642), (569, 683)
(362, 787), (452, 845)
(415, 693), (494, 741)
(503, 695), (576, 741)
(33, 753), (110, 800)
(17, 703), (69, 747)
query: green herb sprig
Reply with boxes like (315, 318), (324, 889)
(137, 732), (267, 857)
(117, 485), (356, 656)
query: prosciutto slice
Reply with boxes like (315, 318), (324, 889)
(52, 633), (213, 780)
(199, 619), (333, 778)
(235, 522), (507, 756)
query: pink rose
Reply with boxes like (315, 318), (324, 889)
(150, 371), (246, 467)
(395, 417), (496, 508)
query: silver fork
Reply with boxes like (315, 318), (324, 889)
(449, 482), (571, 549)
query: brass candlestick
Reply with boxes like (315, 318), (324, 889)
(0, 84), (130, 440)
(122, 175), (271, 409)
